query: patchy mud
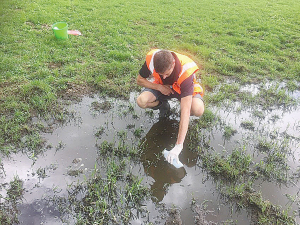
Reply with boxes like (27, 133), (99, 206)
(165, 208), (182, 225)
(58, 81), (94, 101)
(1, 87), (300, 224)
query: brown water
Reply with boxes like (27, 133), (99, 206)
(1, 91), (300, 224)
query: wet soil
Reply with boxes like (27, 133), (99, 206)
(1, 90), (300, 224)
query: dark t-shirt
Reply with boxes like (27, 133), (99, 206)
(139, 52), (194, 98)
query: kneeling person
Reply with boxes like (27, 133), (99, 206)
(136, 49), (205, 165)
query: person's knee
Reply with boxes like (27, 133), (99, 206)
(137, 95), (149, 109)
(192, 106), (204, 117)
(191, 99), (204, 117)
(137, 91), (157, 109)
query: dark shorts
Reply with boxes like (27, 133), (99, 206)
(142, 88), (203, 102)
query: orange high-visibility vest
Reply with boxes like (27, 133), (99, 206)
(145, 49), (204, 97)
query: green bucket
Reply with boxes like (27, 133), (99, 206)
(52, 22), (68, 40)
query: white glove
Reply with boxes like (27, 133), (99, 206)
(167, 143), (183, 164)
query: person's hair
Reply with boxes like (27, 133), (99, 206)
(153, 50), (174, 74)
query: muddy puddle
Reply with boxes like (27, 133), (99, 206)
(1, 90), (300, 224)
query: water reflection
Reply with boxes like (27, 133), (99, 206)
(2, 93), (298, 224)
(140, 119), (198, 202)
(17, 199), (61, 225)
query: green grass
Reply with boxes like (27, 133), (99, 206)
(202, 147), (252, 181)
(1, 0), (300, 151)
(0, 176), (24, 224)
(1, 0), (300, 224)
(188, 105), (299, 224)
(53, 158), (150, 224)
(96, 132), (141, 159)
(221, 182), (295, 225)
(223, 125), (237, 139)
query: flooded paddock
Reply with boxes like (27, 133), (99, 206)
(1, 90), (299, 224)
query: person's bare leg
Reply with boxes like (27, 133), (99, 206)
(191, 97), (204, 117)
(136, 91), (159, 109)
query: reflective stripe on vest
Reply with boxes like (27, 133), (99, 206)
(146, 49), (160, 74)
(177, 61), (198, 84)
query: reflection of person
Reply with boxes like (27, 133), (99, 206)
(140, 120), (198, 202)
(136, 49), (204, 166)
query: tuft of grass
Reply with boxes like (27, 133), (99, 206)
(5, 176), (24, 202)
(195, 108), (219, 129)
(94, 126), (105, 138)
(256, 138), (273, 153)
(223, 125), (237, 139)
(252, 110), (265, 119)
(205, 83), (240, 105)
(255, 83), (297, 109)
(133, 127), (144, 138)
(96, 134), (141, 159)
(201, 147), (252, 181)
(0, 176), (24, 225)
(53, 161), (150, 224)
(222, 182), (295, 225)
(255, 151), (289, 183)
(240, 120), (255, 130)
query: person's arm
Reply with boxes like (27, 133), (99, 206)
(166, 95), (192, 164)
(176, 95), (192, 145)
(175, 76), (194, 144)
(137, 74), (159, 90)
(136, 74), (174, 96)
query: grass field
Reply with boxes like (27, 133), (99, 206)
(1, 0), (300, 224)
(1, 0), (300, 151)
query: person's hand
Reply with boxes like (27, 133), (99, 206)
(158, 85), (174, 96)
(167, 143), (183, 164)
